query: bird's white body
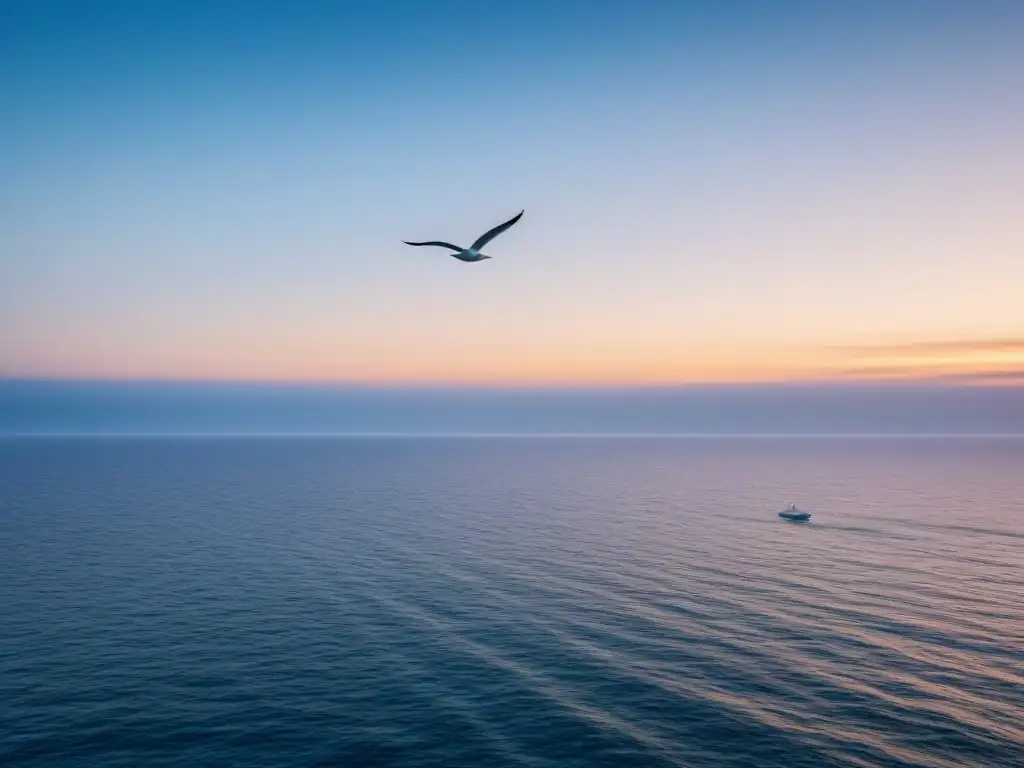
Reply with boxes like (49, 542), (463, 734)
(454, 248), (489, 262)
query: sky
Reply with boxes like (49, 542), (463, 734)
(2, 0), (1024, 386)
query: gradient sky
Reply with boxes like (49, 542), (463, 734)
(3, 0), (1023, 384)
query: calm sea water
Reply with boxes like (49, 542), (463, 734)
(1, 437), (1021, 767)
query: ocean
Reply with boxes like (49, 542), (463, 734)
(1, 437), (1021, 767)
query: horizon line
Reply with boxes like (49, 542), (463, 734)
(3, 376), (1023, 390)
(5, 432), (1024, 440)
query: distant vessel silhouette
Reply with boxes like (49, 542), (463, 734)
(779, 503), (811, 522)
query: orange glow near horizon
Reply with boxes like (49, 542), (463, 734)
(8, 337), (1023, 386)
(827, 339), (1024, 385)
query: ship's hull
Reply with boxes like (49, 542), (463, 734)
(779, 511), (811, 522)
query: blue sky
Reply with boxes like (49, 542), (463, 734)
(2, 0), (1024, 383)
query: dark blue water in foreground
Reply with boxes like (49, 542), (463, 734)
(1, 437), (1021, 767)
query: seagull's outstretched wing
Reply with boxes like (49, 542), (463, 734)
(470, 209), (524, 251)
(402, 240), (463, 252)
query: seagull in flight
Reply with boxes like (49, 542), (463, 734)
(403, 209), (524, 263)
